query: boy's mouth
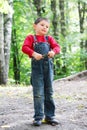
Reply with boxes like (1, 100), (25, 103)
(42, 29), (46, 32)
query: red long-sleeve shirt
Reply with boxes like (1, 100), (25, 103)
(22, 34), (60, 58)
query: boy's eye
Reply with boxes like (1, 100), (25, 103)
(40, 24), (49, 28)
(46, 26), (48, 28)
(41, 24), (44, 26)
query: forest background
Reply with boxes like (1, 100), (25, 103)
(0, 0), (87, 85)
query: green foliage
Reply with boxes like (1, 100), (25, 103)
(54, 29), (87, 80)
(0, 0), (13, 14)
(9, 0), (87, 85)
(20, 56), (31, 85)
(9, 0), (34, 85)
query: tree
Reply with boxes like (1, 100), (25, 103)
(59, 0), (67, 73)
(33, 0), (43, 17)
(0, 0), (13, 84)
(51, 0), (59, 37)
(50, 0), (60, 76)
(78, 1), (87, 69)
(12, 18), (20, 84)
(0, 13), (6, 84)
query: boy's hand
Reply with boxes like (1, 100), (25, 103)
(32, 52), (43, 60)
(48, 50), (55, 58)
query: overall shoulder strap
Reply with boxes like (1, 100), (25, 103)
(45, 36), (50, 47)
(45, 36), (48, 42)
(33, 35), (49, 45)
(33, 35), (38, 47)
(33, 35), (37, 43)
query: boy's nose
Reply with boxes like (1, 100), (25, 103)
(44, 26), (46, 28)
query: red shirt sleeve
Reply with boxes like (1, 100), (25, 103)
(48, 35), (60, 54)
(22, 35), (34, 58)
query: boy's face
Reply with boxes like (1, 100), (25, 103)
(33, 20), (50, 35)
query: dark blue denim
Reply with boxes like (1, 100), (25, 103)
(31, 37), (55, 120)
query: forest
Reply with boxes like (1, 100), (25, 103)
(0, 0), (87, 85)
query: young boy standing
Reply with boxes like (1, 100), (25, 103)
(22, 18), (60, 126)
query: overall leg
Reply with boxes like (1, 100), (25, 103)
(44, 59), (55, 120)
(31, 60), (44, 121)
(44, 59), (59, 125)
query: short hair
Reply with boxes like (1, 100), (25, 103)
(34, 17), (50, 24)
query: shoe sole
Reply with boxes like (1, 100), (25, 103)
(43, 120), (59, 126)
(33, 121), (42, 126)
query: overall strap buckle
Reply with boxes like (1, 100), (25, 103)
(33, 35), (38, 47)
(33, 35), (49, 47)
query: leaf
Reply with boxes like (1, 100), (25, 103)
(0, 0), (13, 14)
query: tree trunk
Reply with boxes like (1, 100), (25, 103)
(59, 0), (67, 73)
(12, 25), (20, 84)
(51, 0), (59, 37)
(51, 0), (60, 76)
(59, 0), (66, 40)
(0, 13), (6, 84)
(0, 0), (13, 85)
(33, 0), (43, 17)
(78, 2), (85, 49)
(78, 1), (87, 69)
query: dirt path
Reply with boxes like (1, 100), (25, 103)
(0, 72), (87, 130)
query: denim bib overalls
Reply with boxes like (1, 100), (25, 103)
(31, 35), (55, 120)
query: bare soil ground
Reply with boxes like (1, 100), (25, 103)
(0, 71), (87, 130)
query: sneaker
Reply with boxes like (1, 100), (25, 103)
(45, 118), (59, 126)
(33, 120), (42, 126)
